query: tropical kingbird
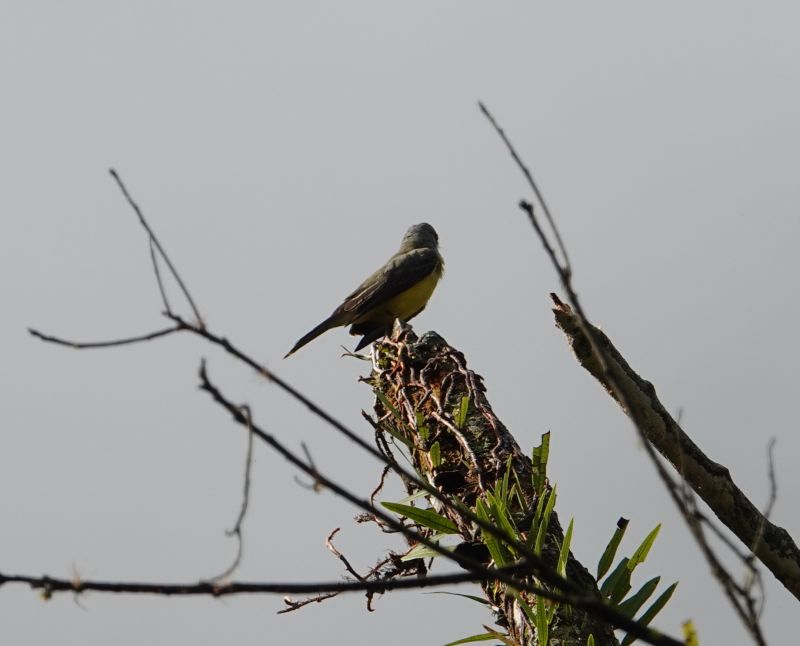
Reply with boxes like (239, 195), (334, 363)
(284, 222), (444, 358)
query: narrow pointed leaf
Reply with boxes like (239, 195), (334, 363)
(442, 633), (497, 646)
(557, 518), (574, 578)
(527, 489), (549, 549)
(531, 431), (550, 495)
(535, 485), (557, 555)
(620, 582), (679, 646)
(375, 390), (403, 420)
(486, 491), (520, 549)
(430, 441), (442, 467)
(398, 489), (429, 504)
(380, 420), (413, 447)
(600, 557), (630, 599)
(597, 517), (629, 579)
(415, 411), (430, 441)
(500, 456), (513, 501)
(476, 499), (511, 566)
(617, 576), (660, 618)
(628, 524), (661, 571)
(426, 591), (490, 605)
(511, 591), (537, 627)
(454, 395), (470, 429)
(535, 594), (549, 645)
(381, 502), (458, 534)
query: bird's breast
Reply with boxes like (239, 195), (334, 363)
(354, 260), (443, 325)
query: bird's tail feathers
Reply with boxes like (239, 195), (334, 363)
(284, 316), (341, 358)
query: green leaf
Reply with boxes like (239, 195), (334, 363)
(402, 541), (453, 561)
(485, 490), (520, 550)
(628, 524), (661, 571)
(416, 411), (430, 441)
(617, 576), (660, 618)
(476, 498), (511, 566)
(430, 441), (442, 467)
(531, 431), (550, 495)
(374, 390), (402, 420)
(527, 488), (549, 550)
(380, 420), (413, 447)
(454, 395), (470, 429)
(535, 594), (549, 646)
(587, 636), (596, 646)
(426, 591), (490, 606)
(511, 591), (537, 626)
(381, 502), (459, 534)
(620, 582), (678, 646)
(557, 518), (574, 578)
(511, 470), (527, 510)
(500, 456), (513, 502)
(682, 619), (698, 646)
(442, 633), (498, 646)
(600, 557), (631, 601)
(397, 489), (429, 504)
(597, 517), (629, 579)
(535, 485), (557, 555)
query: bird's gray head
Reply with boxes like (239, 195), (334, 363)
(399, 222), (439, 252)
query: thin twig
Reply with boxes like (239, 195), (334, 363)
(326, 528), (366, 581)
(749, 439), (778, 559)
(478, 102), (571, 274)
(149, 237), (172, 315)
(205, 405), (256, 582)
(278, 592), (340, 613)
(28, 325), (182, 349)
(109, 169), (203, 326)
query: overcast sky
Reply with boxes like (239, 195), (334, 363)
(2, 2), (799, 645)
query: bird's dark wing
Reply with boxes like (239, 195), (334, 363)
(284, 247), (441, 358)
(332, 248), (441, 319)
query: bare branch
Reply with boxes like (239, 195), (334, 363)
(0, 568), (484, 598)
(149, 237), (173, 314)
(479, 101), (787, 643)
(478, 102), (571, 273)
(28, 325), (182, 349)
(205, 406), (256, 582)
(551, 296), (800, 604)
(325, 528), (366, 582)
(109, 168), (203, 326)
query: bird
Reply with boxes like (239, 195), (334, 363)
(284, 222), (444, 358)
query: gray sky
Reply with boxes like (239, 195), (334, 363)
(2, 2), (799, 644)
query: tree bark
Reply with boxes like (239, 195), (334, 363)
(371, 324), (618, 645)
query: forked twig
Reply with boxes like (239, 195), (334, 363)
(109, 169), (203, 326)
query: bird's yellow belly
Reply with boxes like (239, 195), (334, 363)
(355, 267), (441, 325)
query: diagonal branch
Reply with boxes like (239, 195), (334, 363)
(551, 297), (800, 602)
(479, 101), (791, 644)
